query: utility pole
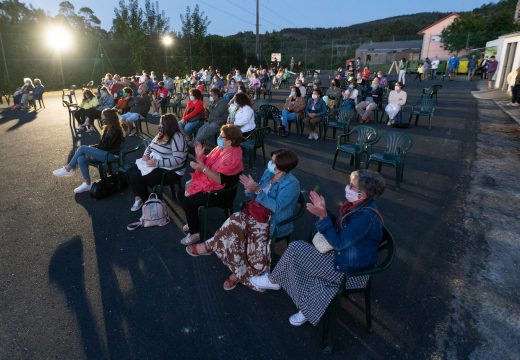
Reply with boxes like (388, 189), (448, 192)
(256, 0), (260, 65)
(0, 33), (10, 84)
(466, 33), (470, 50)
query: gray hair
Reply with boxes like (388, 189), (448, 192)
(350, 169), (385, 199)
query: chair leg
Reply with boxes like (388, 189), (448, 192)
(415, 114), (419, 126)
(261, 145), (266, 165)
(377, 162), (382, 172)
(321, 293), (342, 352)
(332, 150), (339, 169)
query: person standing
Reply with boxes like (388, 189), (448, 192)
(430, 56), (439, 80)
(506, 67), (520, 106)
(468, 55), (478, 81)
(398, 58), (407, 85)
(422, 58), (431, 81)
(486, 56), (498, 90)
(448, 54), (460, 81)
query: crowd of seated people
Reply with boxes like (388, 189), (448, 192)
(49, 58), (402, 335)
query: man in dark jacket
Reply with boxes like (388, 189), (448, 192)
(121, 84), (151, 136)
(194, 88), (229, 145)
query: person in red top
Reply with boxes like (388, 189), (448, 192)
(179, 88), (206, 138)
(151, 81), (169, 116)
(115, 87), (132, 114)
(362, 66), (371, 79)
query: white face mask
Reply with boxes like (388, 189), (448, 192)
(312, 94), (318, 100)
(345, 185), (361, 203)
(237, 89), (242, 93)
(189, 95), (195, 101)
(209, 95), (214, 102)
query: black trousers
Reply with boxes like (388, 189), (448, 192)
(181, 192), (208, 234)
(513, 86), (520, 103)
(74, 108), (87, 124)
(127, 166), (181, 202)
(84, 108), (102, 120)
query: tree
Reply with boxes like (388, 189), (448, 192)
(179, 5), (211, 71)
(442, 0), (520, 51)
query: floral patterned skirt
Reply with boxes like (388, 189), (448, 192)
(206, 212), (271, 290)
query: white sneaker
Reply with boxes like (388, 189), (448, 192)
(128, 128), (137, 137)
(250, 273), (281, 290)
(53, 167), (75, 177)
(131, 198), (143, 212)
(312, 132), (319, 140)
(180, 233), (200, 245)
(182, 224), (190, 234)
(73, 182), (92, 194)
(289, 311), (307, 326)
(153, 112), (159, 116)
(308, 133), (314, 140)
(75, 124), (86, 132)
(387, 120), (392, 126)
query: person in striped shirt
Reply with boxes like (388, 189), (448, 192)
(127, 114), (188, 212)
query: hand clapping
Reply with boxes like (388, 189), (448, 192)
(239, 174), (259, 193)
(194, 142), (204, 159)
(306, 191), (327, 219)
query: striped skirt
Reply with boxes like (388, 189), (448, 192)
(271, 240), (344, 326)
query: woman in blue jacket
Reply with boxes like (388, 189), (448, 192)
(252, 169), (385, 326)
(303, 89), (328, 140)
(186, 149), (301, 292)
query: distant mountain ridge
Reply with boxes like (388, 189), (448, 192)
(233, 12), (451, 41)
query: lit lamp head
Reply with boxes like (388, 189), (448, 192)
(162, 35), (173, 47)
(45, 25), (72, 53)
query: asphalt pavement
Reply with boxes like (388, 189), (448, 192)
(0, 76), (518, 360)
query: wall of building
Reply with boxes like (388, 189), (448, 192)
(491, 35), (520, 90)
(355, 50), (421, 65)
(420, 15), (458, 60)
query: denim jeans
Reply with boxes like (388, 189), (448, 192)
(223, 93), (235, 103)
(68, 145), (116, 181)
(179, 119), (201, 137)
(281, 109), (297, 128)
(121, 112), (141, 122)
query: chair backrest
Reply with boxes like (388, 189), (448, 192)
(252, 126), (270, 148)
(420, 97), (435, 112)
(337, 107), (356, 124)
(351, 125), (378, 147)
(379, 131), (413, 156)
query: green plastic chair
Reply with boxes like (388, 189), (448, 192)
(241, 126), (271, 170)
(366, 132), (413, 188)
(270, 192), (306, 264)
(259, 104), (281, 131)
(323, 107), (355, 140)
(88, 139), (143, 191)
(410, 97), (435, 129)
(152, 159), (189, 200)
(332, 125), (378, 170)
(198, 178), (240, 241)
(321, 226), (396, 353)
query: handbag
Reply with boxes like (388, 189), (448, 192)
(242, 200), (271, 223)
(127, 193), (170, 230)
(90, 174), (126, 199)
(312, 232), (334, 253)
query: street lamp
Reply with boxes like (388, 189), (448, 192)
(162, 35), (173, 67)
(44, 25), (73, 88)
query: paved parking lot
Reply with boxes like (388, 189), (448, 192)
(0, 77), (518, 359)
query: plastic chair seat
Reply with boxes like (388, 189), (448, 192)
(338, 143), (361, 154)
(370, 152), (400, 164)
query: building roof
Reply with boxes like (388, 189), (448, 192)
(357, 40), (423, 52)
(417, 13), (460, 35)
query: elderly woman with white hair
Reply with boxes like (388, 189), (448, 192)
(252, 169), (385, 327)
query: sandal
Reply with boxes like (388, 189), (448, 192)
(223, 275), (239, 291)
(185, 242), (212, 257)
(180, 233), (200, 245)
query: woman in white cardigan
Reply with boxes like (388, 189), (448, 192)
(385, 81), (407, 126)
(227, 92), (256, 137)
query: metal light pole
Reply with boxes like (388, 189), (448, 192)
(256, 0), (260, 65)
(0, 33), (10, 84)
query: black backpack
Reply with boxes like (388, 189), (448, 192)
(90, 174), (127, 199)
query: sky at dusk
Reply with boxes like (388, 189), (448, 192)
(31, 0), (501, 36)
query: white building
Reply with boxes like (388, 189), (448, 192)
(487, 32), (520, 90)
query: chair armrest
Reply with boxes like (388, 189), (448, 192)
(336, 132), (352, 146)
(205, 183), (238, 207)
